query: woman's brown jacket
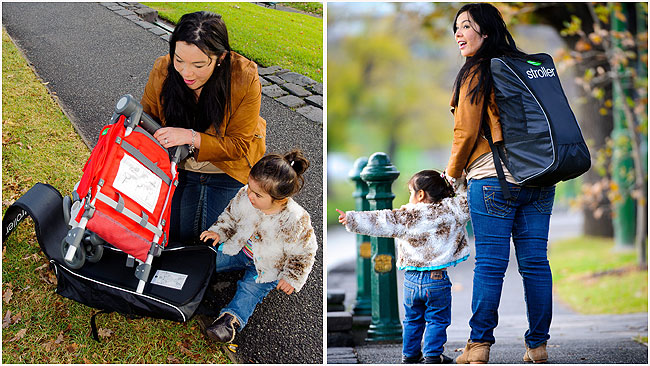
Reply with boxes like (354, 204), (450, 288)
(445, 70), (503, 179)
(141, 52), (266, 184)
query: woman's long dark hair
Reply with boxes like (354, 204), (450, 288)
(161, 11), (231, 132)
(451, 3), (527, 107)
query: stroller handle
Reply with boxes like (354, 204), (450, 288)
(115, 94), (190, 162)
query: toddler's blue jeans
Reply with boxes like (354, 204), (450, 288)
(169, 170), (243, 243)
(468, 177), (555, 349)
(402, 270), (452, 358)
(216, 249), (278, 331)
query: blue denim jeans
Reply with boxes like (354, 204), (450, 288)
(169, 170), (243, 244)
(402, 270), (452, 358)
(216, 249), (278, 330)
(468, 177), (555, 348)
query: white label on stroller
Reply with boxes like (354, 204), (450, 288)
(151, 270), (188, 290)
(113, 154), (162, 213)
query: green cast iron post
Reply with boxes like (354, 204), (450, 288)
(360, 152), (402, 342)
(350, 157), (372, 317)
(610, 3), (636, 249)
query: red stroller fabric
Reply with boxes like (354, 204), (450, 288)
(73, 115), (176, 261)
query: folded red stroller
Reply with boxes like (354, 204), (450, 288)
(62, 94), (188, 293)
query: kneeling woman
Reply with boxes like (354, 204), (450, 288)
(142, 11), (266, 243)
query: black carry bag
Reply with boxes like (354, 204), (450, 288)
(486, 53), (591, 198)
(3, 183), (216, 338)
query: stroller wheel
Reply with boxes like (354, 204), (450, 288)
(61, 238), (86, 270)
(86, 243), (104, 263)
(62, 195), (72, 228)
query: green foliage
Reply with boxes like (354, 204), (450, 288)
(143, 2), (322, 82)
(328, 8), (454, 158)
(2, 30), (230, 364)
(549, 236), (647, 314)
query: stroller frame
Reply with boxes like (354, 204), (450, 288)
(63, 94), (189, 294)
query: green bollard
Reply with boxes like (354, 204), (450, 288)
(360, 152), (402, 342)
(610, 3), (636, 249)
(350, 157), (372, 317)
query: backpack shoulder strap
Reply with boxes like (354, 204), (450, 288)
(481, 98), (512, 200)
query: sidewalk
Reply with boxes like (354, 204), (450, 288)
(327, 209), (648, 364)
(2, 2), (322, 363)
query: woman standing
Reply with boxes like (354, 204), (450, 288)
(445, 3), (555, 364)
(141, 11), (266, 243)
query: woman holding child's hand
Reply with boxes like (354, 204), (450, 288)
(447, 4), (556, 363)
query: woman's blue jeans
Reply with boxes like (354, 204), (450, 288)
(216, 249), (278, 331)
(402, 270), (452, 358)
(468, 178), (555, 349)
(169, 170), (243, 244)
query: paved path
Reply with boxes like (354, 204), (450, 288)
(327, 209), (648, 363)
(3, 2), (322, 363)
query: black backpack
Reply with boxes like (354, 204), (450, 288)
(484, 53), (591, 198)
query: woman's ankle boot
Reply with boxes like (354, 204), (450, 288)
(455, 340), (491, 364)
(523, 343), (547, 363)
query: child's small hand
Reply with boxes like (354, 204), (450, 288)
(277, 279), (295, 295)
(336, 209), (347, 226)
(199, 230), (220, 246)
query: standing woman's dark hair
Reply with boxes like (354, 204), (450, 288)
(451, 3), (527, 107)
(161, 11), (232, 133)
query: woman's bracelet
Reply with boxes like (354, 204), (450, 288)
(189, 129), (196, 154)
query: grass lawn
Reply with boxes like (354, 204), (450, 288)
(549, 236), (648, 314)
(2, 29), (231, 364)
(143, 2), (323, 82)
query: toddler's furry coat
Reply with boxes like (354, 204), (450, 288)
(344, 185), (470, 270)
(207, 186), (317, 292)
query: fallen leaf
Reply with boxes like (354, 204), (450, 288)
(167, 355), (181, 364)
(55, 331), (64, 344)
(178, 344), (194, 358)
(10, 312), (22, 325)
(42, 340), (56, 352)
(4, 328), (27, 343)
(2, 310), (12, 328)
(66, 343), (79, 353)
(35, 263), (48, 271)
(3, 288), (13, 304)
(97, 328), (113, 338)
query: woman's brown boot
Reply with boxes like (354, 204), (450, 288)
(455, 340), (491, 364)
(523, 343), (547, 363)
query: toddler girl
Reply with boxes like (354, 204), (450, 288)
(199, 150), (317, 343)
(336, 170), (470, 364)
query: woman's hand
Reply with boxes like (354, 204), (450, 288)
(154, 127), (193, 149)
(276, 279), (295, 295)
(200, 230), (220, 245)
(335, 209), (347, 226)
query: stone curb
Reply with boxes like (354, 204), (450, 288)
(100, 2), (323, 125)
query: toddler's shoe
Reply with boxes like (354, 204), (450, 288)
(424, 354), (453, 364)
(523, 343), (547, 363)
(205, 312), (240, 343)
(455, 340), (491, 364)
(401, 352), (423, 363)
